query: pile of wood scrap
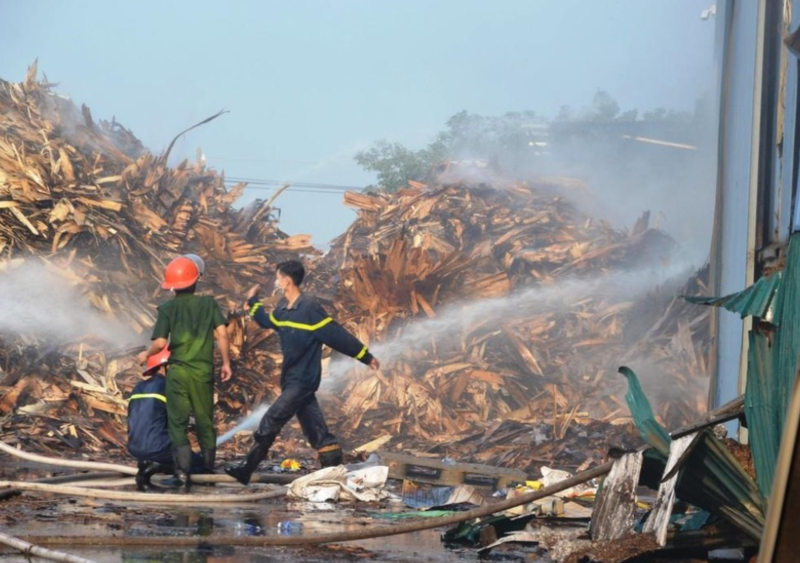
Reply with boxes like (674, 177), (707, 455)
(312, 162), (710, 465)
(0, 69), (710, 475)
(0, 66), (306, 455)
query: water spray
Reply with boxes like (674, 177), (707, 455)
(216, 403), (270, 446)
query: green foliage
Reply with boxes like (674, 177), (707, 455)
(354, 90), (698, 192)
(354, 136), (449, 193)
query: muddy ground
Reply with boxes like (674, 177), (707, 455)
(0, 461), (564, 563)
(0, 462), (750, 563)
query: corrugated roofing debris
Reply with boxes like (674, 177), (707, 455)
(621, 367), (765, 540)
(685, 270), (783, 325)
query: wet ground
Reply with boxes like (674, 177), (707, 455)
(0, 462), (556, 563)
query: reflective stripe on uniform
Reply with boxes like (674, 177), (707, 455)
(249, 302), (263, 316)
(355, 346), (368, 360)
(269, 313), (333, 331)
(129, 393), (167, 403)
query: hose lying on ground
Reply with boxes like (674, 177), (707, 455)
(0, 531), (97, 563)
(19, 461), (613, 547)
(0, 472), (125, 502)
(0, 440), (137, 474)
(0, 480), (287, 504)
(0, 440), (296, 484)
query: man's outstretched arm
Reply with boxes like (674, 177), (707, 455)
(244, 284), (278, 330)
(310, 302), (380, 370)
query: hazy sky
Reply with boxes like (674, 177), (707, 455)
(1, 1), (716, 246)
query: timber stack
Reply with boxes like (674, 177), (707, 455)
(0, 69), (709, 473)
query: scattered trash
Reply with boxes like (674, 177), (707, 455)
(280, 459), (301, 472)
(401, 481), (483, 510)
(276, 521), (304, 536)
(540, 466), (595, 498)
(288, 465), (390, 502)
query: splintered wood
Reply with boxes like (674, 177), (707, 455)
(313, 163), (711, 468)
(0, 66), (307, 456)
(0, 68), (710, 473)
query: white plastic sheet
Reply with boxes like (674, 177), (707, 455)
(288, 465), (390, 502)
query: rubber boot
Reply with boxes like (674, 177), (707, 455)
(175, 445), (193, 492)
(135, 460), (170, 491)
(201, 448), (216, 473)
(194, 448), (217, 487)
(225, 442), (270, 486)
(318, 444), (343, 468)
(160, 473), (184, 489)
(135, 461), (152, 491)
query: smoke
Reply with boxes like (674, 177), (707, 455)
(322, 247), (706, 390)
(0, 261), (137, 346)
(216, 403), (270, 446)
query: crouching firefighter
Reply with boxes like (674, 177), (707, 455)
(225, 260), (381, 485)
(137, 256), (232, 491)
(128, 347), (203, 490)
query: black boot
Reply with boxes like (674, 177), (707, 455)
(193, 448), (217, 487)
(201, 448), (216, 473)
(135, 460), (170, 491)
(225, 442), (270, 486)
(175, 445), (193, 492)
(318, 444), (343, 468)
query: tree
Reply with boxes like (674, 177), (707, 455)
(355, 111), (541, 192)
(354, 91), (699, 192)
(354, 136), (448, 193)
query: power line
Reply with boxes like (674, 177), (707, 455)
(209, 156), (319, 165)
(227, 176), (363, 191)
(229, 186), (351, 196)
(225, 176), (364, 192)
(223, 181), (357, 195)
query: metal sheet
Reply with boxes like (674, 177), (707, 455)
(713, 0), (760, 413)
(685, 271), (783, 324)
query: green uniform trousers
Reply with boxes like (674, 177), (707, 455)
(165, 366), (216, 451)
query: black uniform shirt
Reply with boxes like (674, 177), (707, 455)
(248, 293), (373, 390)
(127, 375), (172, 464)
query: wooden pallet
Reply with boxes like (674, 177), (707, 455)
(379, 451), (528, 489)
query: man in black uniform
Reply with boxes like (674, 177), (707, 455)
(225, 260), (380, 485)
(128, 348), (176, 491)
(128, 347), (205, 490)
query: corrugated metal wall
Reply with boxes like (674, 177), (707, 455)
(712, 0), (800, 417)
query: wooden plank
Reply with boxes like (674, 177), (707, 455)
(379, 451), (527, 489)
(353, 434), (392, 453)
(590, 451), (643, 541)
(643, 433), (696, 545)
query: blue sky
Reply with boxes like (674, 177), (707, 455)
(1, 1), (717, 245)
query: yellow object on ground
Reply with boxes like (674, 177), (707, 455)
(281, 459), (301, 472)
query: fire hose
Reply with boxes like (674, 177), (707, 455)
(0, 439), (611, 545)
(15, 462), (613, 547)
(0, 440), (295, 484)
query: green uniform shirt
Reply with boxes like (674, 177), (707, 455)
(151, 294), (226, 377)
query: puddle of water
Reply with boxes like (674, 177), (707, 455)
(0, 499), (490, 562)
(0, 463), (547, 561)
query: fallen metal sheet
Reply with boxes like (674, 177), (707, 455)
(619, 366), (671, 456)
(621, 367), (766, 539)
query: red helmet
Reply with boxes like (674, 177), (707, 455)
(144, 347), (170, 375)
(162, 256), (199, 290)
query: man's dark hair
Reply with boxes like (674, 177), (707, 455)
(175, 284), (196, 295)
(277, 260), (305, 286)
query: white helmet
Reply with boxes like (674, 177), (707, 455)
(183, 253), (206, 276)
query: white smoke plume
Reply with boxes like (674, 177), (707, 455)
(321, 247), (706, 390)
(0, 260), (137, 346)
